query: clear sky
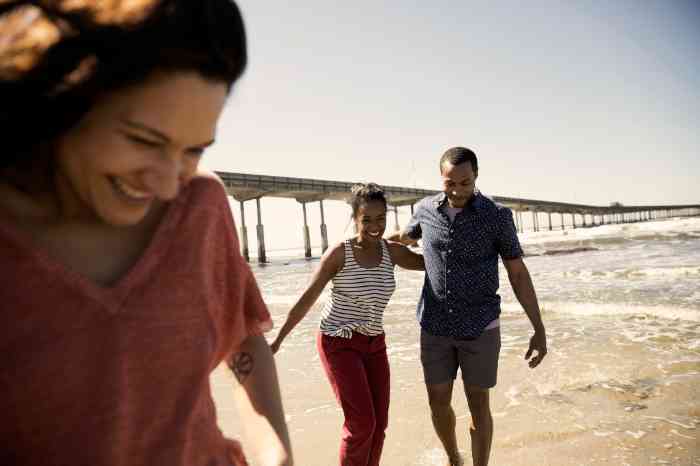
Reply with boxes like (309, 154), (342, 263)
(203, 1), (700, 252)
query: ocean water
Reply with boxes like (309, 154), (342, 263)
(212, 217), (700, 465)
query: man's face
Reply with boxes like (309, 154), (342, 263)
(441, 161), (477, 208)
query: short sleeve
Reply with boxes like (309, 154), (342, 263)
(233, 255), (274, 337)
(223, 211), (273, 343)
(405, 203), (423, 240)
(203, 179), (273, 364)
(496, 208), (523, 260)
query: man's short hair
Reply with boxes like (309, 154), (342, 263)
(440, 147), (478, 174)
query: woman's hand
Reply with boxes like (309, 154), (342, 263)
(270, 338), (282, 355)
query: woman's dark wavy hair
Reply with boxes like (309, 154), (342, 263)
(350, 182), (388, 218)
(0, 0), (247, 170)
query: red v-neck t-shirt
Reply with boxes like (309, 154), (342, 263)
(0, 176), (272, 466)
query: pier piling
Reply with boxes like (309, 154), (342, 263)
(319, 200), (328, 253)
(301, 201), (311, 259)
(255, 197), (266, 264)
(239, 201), (249, 262)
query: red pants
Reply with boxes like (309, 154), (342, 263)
(317, 332), (390, 466)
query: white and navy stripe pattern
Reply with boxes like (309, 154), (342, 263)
(320, 239), (396, 338)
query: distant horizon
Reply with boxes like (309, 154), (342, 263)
(240, 215), (700, 262)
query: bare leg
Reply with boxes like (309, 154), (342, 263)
(465, 385), (492, 466)
(426, 381), (463, 466)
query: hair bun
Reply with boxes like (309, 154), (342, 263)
(349, 182), (387, 217)
(350, 182), (384, 197)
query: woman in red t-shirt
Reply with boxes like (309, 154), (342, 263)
(0, 2), (291, 465)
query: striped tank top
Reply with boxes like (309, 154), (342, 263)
(319, 239), (396, 338)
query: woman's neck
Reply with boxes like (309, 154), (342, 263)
(354, 236), (381, 249)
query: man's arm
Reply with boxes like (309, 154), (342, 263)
(386, 230), (418, 245)
(387, 241), (424, 270)
(387, 201), (422, 245)
(229, 335), (293, 465)
(502, 257), (547, 368)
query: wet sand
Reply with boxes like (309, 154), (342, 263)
(212, 313), (699, 465)
(212, 219), (700, 465)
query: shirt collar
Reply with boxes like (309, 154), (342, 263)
(432, 190), (485, 212)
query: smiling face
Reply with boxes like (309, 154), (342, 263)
(53, 71), (228, 226)
(441, 160), (478, 208)
(354, 200), (387, 243)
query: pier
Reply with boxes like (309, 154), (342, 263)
(216, 171), (700, 263)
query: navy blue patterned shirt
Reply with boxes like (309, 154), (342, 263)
(406, 191), (523, 339)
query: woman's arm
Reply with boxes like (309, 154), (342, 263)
(270, 242), (344, 353)
(387, 241), (424, 270)
(230, 335), (293, 466)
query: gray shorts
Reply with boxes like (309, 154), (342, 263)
(420, 327), (501, 388)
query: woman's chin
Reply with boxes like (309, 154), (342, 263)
(95, 202), (151, 227)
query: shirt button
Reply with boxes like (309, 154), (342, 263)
(447, 269), (451, 273)
(447, 290), (451, 294)
(448, 249), (452, 253)
(448, 309), (453, 313)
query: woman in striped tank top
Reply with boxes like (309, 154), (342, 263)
(271, 183), (424, 466)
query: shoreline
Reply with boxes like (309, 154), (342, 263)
(213, 216), (700, 465)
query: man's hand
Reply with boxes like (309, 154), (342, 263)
(386, 230), (418, 246)
(525, 330), (547, 368)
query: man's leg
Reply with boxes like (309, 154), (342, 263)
(464, 385), (492, 466)
(426, 381), (463, 466)
(457, 328), (500, 466)
(420, 329), (462, 465)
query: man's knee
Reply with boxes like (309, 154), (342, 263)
(464, 385), (491, 421)
(426, 381), (454, 414)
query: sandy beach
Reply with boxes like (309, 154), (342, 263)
(212, 218), (700, 465)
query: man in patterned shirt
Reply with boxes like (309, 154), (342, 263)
(389, 147), (547, 466)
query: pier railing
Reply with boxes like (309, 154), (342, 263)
(215, 171), (700, 262)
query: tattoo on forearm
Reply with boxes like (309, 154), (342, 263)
(228, 351), (254, 384)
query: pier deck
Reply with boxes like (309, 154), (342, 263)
(215, 171), (700, 262)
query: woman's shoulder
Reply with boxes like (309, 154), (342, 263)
(325, 240), (347, 260)
(384, 239), (415, 263)
(181, 170), (229, 204)
(320, 240), (347, 273)
(385, 239), (407, 253)
(161, 171), (232, 236)
(187, 168), (225, 190)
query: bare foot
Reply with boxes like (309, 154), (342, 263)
(446, 454), (464, 466)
